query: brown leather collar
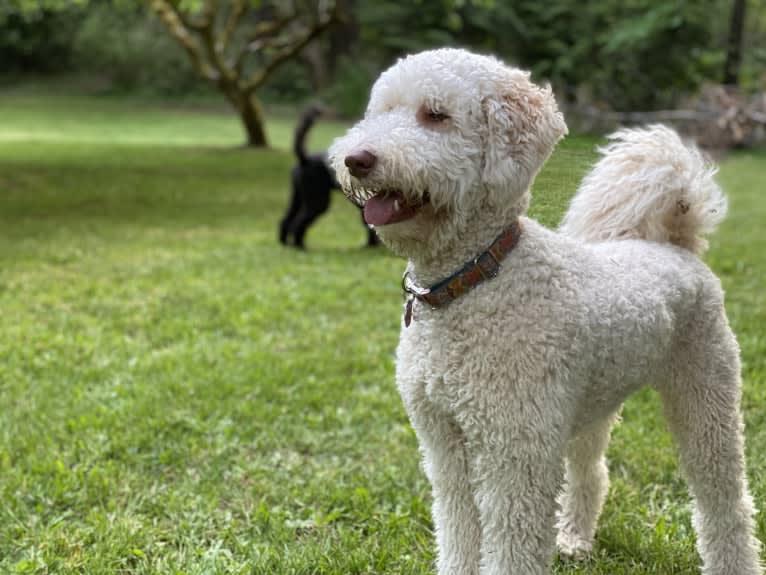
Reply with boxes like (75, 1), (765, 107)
(402, 220), (523, 326)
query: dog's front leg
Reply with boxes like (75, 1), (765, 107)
(401, 389), (481, 575)
(458, 383), (568, 575)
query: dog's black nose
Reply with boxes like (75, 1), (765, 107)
(344, 150), (377, 178)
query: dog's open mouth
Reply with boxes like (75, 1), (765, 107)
(363, 191), (429, 226)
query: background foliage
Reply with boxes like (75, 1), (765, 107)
(1, 0), (764, 115)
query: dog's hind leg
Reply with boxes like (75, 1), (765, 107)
(292, 204), (328, 249)
(659, 319), (762, 575)
(279, 170), (303, 245)
(291, 179), (331, 249)
(556, 412), (618, 560)
(359, 208), (379, 247)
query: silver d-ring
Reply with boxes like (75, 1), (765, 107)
(402, 271), (431, 297)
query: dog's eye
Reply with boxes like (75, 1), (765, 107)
(427, 110), (449, 122)
(418, 106), (451, 128)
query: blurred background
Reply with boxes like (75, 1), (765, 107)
(2, 0), (765, 147)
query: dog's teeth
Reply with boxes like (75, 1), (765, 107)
(394, 199), (400, 211)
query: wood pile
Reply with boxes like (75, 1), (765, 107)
(572, 85), (766, 149)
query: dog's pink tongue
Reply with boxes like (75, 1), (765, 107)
(364, 195), (398, 226)
(364, 193), (418, 226)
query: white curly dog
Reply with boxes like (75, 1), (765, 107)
(329, 48), (762, 575)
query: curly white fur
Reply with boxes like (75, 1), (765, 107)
(330, 48), (762, 575)
(560, 125), (727, 254)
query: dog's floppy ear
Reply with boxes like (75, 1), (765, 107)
(481, 71), (568, 191)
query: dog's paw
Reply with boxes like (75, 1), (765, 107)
(556, 532), (593, 561)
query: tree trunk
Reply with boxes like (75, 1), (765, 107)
(723, 0), (747, 86)
(240, 95), (269, 147)
(223, 86), (269, 148)
(150, 0), (337, 149)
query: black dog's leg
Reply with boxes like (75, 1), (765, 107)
(292, 204), (328, 249)
(291, 173), (331, 249)
(360, 208), (380, 247)
(279, 169), (303, 245)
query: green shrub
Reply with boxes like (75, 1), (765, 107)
(72, 4), (204, 95)
(0, 4), (81, 73)
(258, 59), (314, 105)
(322, 57), (374, 119)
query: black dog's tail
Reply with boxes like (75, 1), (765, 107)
(294, 105), (323, 165)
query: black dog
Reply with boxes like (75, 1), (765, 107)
(279, 106), (378, 249)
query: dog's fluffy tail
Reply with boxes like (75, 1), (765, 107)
(293, 105), (323, 165)
(559, 125), (726, 255)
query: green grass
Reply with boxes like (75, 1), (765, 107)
(0, 90), (763, 575)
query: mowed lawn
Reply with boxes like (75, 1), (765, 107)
(0, 88), (764, 575)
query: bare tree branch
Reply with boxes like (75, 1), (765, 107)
(243, 10), (337, 93)
(233, 12), (295, 73)
(170, 0), (216, 31)
(194, 2), (237, 85)
(149, 0), (219, 82)
(202, 0), (218, 23)
(149, 0), (338, 147)
(221, 0), (246, 51)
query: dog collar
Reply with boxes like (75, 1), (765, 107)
(401, 220), (523, 326)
